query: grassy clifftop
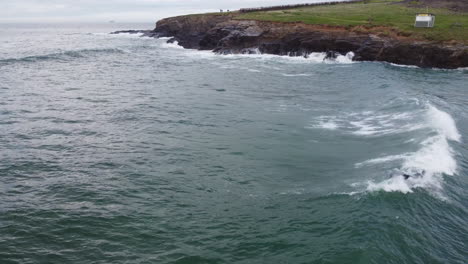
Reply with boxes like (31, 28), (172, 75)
(233, 0), (468, 43)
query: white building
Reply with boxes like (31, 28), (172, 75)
(415, 14), (436, 28)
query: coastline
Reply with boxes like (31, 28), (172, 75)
(148, 13), (467, 69)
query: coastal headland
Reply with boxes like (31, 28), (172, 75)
(134, 0), (468, 68)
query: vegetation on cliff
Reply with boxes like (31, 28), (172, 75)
(233, 0), (468, 43)
(154, 0), (467, 68)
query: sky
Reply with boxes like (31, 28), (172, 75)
(1, 0), (343, 23)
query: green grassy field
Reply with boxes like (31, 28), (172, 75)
(233, 0), (468, 43)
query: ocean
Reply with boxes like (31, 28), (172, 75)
(0, 23), (467, 264)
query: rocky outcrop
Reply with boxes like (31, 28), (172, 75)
(152, 14), (468, 69)
(110, 30), (160, 38)
(154, 15), (234, 49)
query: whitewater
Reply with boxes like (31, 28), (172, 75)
(0, 23), (467, 264)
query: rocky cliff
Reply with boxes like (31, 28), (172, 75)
(153, 14), (468, 69)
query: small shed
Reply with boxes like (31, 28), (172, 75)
(415, 13), (435, 28)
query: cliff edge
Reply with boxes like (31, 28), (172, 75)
(152, 1), (468, 69)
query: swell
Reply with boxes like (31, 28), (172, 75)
(0, 48), (125, 66)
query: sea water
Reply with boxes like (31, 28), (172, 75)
(0, 23), (467, 264)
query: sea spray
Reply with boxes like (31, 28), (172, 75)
(309, 102), (462, 196)
(158, 39), (357, 65)
(366, 105), (461, 196)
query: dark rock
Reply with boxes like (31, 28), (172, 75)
(153, 14), (468, 69)
(110, 30), (160, 38)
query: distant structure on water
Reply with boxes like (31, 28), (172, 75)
(415, 13), (435, 28)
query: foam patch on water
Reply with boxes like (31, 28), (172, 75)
(307, 118), (339, 130)
(94, 32), (148, 39)
(355, 154), (410, 168)
(387, 62), (468, 71)
(318, 121), (339, 130)
(351, 112), (425, 136)
(305, 116), (340, 130)
(388, 63), (420, 69)
(307, 110), (424, 136)
(281, 73), (312, 77)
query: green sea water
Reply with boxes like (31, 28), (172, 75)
(0, 23), (467, 264)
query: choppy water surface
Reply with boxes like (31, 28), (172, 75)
(0, 23), (467, 264)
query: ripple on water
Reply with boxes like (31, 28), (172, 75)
(0, 24), (467, 264)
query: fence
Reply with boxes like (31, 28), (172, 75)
(239, 0), (364, 13)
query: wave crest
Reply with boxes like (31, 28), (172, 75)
(365, 105), (461, 197)
(310, 102), (461, 197)
(0, 48), (125, 66)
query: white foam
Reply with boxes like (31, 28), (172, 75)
(333, 52), (355, 64)
(163, 43), (356, 65)
(367, 176), (414, 194)
(281, 73), (312, 77)
(309, 108), (425, 136)
(306, 116), (340, 130)
(317, 121), (339, 130)
(349, 112), (423, 136)
(160, 40), (184, 49)
(306, 52), (327, 62)
(403, 136), (457, 176)
(221, 52), (319, 63)
(331, 191), (362, 196)
(350, 121), (381, 135)
(364, 104), (461, 197)
(355, 154), (410, 168)
(388, 62), (420, 69)
(104, 32), (145, 38)
(426, 105), (461, 142)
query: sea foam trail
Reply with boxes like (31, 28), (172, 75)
(366, 105), (461, 196)
(307, 111), (423, 136)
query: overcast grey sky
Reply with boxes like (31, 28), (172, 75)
(1, 0), (343, 23)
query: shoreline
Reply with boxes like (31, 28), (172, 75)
(111, 26), (468, 70)
(150, 14), (467, 69)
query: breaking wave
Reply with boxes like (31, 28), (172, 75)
(364, 105), (461, 197)
(157, 38), (356, 64)
(160, 40), (185, 49)
(309, 102), (461, 197)
(220, 50), (356, 64)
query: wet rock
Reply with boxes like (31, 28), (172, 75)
(154, 14), (468, 69)
(110, 30), (160, 38)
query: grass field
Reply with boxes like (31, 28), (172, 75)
(233, 0), (468, 43)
